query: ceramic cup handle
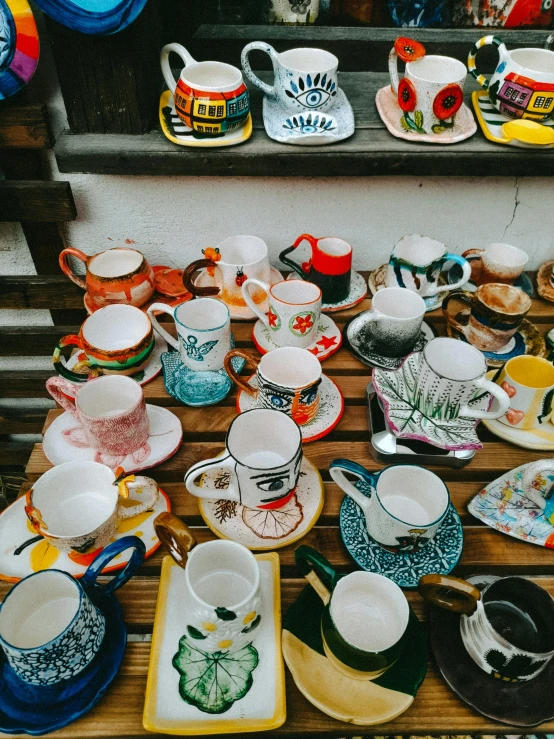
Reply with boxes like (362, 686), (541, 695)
(242, 278), (271, 325)
(224, 349), (259, 396)
(294, 545), (341, 606)
(468, 35), (510, 92)
(160, 43), (196, 95)
(388, 45), (401, 95)
(182, 258), (221, 297)
(154, 512), (197, 569)
(522, 460), (554, 510)
(146, 303), (179, 351)
(279, 234), (318, 280)
(460, 376), (510, 420)
(81, 536), (146, 596)
(46, 375), (81, 419)
(329, 459), (377, 516)
(462, 248), (485, 284)
(433, 254), (472, 295)
(59, 247), (88, 290)
(441, 291), (472, 335)
(52, 334), (97, 384)
(116, 475), (159, 519)
(418, 574), (481, 614)
(241, 41), (278, 98)
(184, 451), (241, 503)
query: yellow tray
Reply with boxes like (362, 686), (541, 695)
(472, 90), (554, 148)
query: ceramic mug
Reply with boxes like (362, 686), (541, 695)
(330, 460), (450, 552)
(225, 346), (322, 425)
(362, 287), (426, 358)
(266, 0), (320, 23)
(46, 374), (150, 459)
(161, 44), (250, 135)
(420, 573), (554, 682)
(59, 247), (155, 309)
(52, 304), (154, 383)
(468, 36), (554, 121)
(387, 235), (472, 299)
(242, 279), (322, 349)
(295, 546), (410, 679)
(443, 283), (532, 353)
(25, 461), (159, 554)
(495, 355), (554, 429)
(462, 243), (529, 286)
(241, 43), (338, 114)
(183, 235), (270, 309)
(521, 459), (554, 512)
(279, 234), (352, 304)
(0, 537), (144, 687)
(147, 298), (231, 372)
(185, 408), (303, 511)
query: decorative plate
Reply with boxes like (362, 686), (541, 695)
(448, 261), (534, 296)
(473, 90), (554, 149)
(197, 455), (324, 550)
(153, 266), (189, 298)
(286, 270), (368, 313)
(368, 263), (448, 312)
(32, 0), (148, 33)
(0, 0), (39, 100)
(143, 553), (286, 734)
(537, 259), (554, 303)
(252, 313), (342, 362)
(446, 318), (545, 368)
(340, 479), (463, 588)
(195, 266), (284, 321)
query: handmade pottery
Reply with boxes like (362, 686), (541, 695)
(161, 44), (249, 137)
(455, 0), (553, 25)
(152, 266), (189, 298)
(521, 458), (554, 515)
(462, 243), (529, 286)
(388, 0), (451, 26)
(447, 318), (545, 368)
(286, 270), (367, 312)
(472, 90), (554, 148)
(356, 287), (425, 358)
(368, 262), (449, 312)
(83, 274), (192, 317)
(266, 0), (319, 23)
(195, 266), (284, 321)
(448, 256), (534, 294)
(31, 0), (148, 33)
(495, 355), (554, 430)
(537, 259), (554, 302)
(0, 0), (38, 100)
(252, 311), (341, 361)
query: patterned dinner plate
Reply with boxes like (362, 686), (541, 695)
(252, 313), (342, 361)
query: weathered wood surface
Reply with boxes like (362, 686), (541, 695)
(0, 105), (51, 149)
(0, 182), (77, 222)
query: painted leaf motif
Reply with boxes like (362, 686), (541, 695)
(432, 124), (447, 134)
(400, 115), (411, 131)
(414, 110), (424, 130)
(242, 495), (303, 539)
(215, 607), (237, 621)
(131, 442), (151, 464)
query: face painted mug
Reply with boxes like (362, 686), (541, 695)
(495, 355), (554, 429)
(462, 243), (529, 286)
(362, 287), (426, 358)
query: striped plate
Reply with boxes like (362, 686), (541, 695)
(473, 90), (554, 148)
(0, 0), (39, 100)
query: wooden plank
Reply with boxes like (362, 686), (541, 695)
(0, 105), (51, 149)
(0, 276), (86, 310)
(0, 182), (77, 222)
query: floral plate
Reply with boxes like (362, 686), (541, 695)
(286, 270), (367, 313)
(446, 318), (545, 368)
(368, 263), (449, 313)
(252, 313), (342, 361)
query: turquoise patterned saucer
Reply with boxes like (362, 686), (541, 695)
(340, 480), (463, 589)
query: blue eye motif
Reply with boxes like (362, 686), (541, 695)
(285, 73), (337, 110)
(270, 395), (287, 408)
(301, 390), (318, 405)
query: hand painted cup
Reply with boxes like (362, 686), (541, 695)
(495, 355), (554, 429)
(243, 278), (322, 350)
(185, 408), (303, 511)
(52, 304), (154, 383)
(266, 0), (320, 23)
(387, 235), (472, 298)
(363, 287), (426, 358)
(330, 461), (450, 553)
(279, 234), (352, 304)
(225, 346), (322, 426)
(420, 574), (554, 682)
(462, 243), (529, 286)
(46, 374), (150, 458)
(183, 235), (270, 309)
(161, 43), (250, 135)
(295, 546), (410, 679)
(443, 283), (531, 353)
(25, 461), (158, 554)
(241, 43), (338, 114)
(468, 36), (554, 121)
(0, 537), (144, 688)
(147, 298), (231, 372)
(521, 459), (554, 511)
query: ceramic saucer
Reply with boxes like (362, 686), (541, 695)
(152, 266), (189, 297)
(473, 90), (554, 149)
(368, 263), (448, 312)
(429, 574), (554, 727)
(537, 259), (554, 303)
(345, 313), (436, 370)
(340, 479), (463, 588)
(448, 261), (534, 296)
(43, 405), (183, 471)
(446, 319), (545, 368)
(0, 590), (125, 735)
(282, 585), (427, 725)
(373, 351), (490, 451)
(198, 455), (323, 550)
(376, 85), (477, 145)
(236, 374), (344, 443)
(195, 266), (284, 321)
(161, 349), (246, 407)
(252, 313), (342, 361)
(286, 270), (367, 313)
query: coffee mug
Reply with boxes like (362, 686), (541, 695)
(59, 247), (155, 309)
(387, 235), (472, 298)
(243, 279), (322, 350)
(462, 243), (529, 286)
(46, 375), (150, 459)
(147, 298), (231, 372)
(225, 346), (322, 426)
(242, 43), (338, 114)
(362, 287), (426, 358)
(330, 460), (450, 552)
(521, 459), (554, 513)
(279, 234), (352, 304)
(185, 408), (303, 511)
(25, 461), (158, 554)
(420, 573), (554, 682)
(295, 546), (410, 679)
(52, 304), (154, 383)
(161, 44), (250, 135)
(0, 537), (144, 687)
(469, 36), (554, 121)
(266, 0), (320, 23)
(443, 283), (531, 353)
(495, 355), (554, 429)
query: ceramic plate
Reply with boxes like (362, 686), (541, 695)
(153, 266), (189, 298)
(43, 404), (183, 471)
(161, 348), (245, 407)
(252, 313), (342, 361)
(340, 479), (463, 588)
(195, 267), (284, 321)
(376, 85), (477, 144)
(446, 318), (545, 368)
(537, 259), (554, 303)
(282, 585), (427, 725)
(368, 263), (448, 312)
(0, 0), (39, 100)
(473, 91), (554, 148)
(143, 554), (286, 734)
(237, 374), (344, 443)
(198, 455), (324, 550)
(447, 261), (534, 296)
(286, 270), (367, 313)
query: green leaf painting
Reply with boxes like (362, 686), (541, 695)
(173, 635), (259, 714)
(413, 110), (424, 130)
(215, 607), (237, 621)
(400, 112), (426, 135)
(400, 115), (410, 131)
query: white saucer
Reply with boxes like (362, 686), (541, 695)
(252, 313), (342, 361)
(286, 271), (368, 313)
(194, 266), (284, 321)
(482, 416), (554, 450)
(43, 405), (183, 472)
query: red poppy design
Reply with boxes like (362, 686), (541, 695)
(394, 37), (426, 63)
(293, 315), (314, 334)
(268, 310), (278, 328)
(398, 78), (417, 113)
(433, 84), (464, 120)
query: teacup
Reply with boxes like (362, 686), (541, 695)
(295, 546), (410, 679)
(462, 243), (529, 286)
(443, 283), (531, 353)
(279, 234), (352, 304)
(52, 304), (154, 383)
(225, 346), (322, 426)
(161, 44), (250, 135)
(25, 461), (159, 554)
(420, 573), (554, 682)
(241, 43), (338, 114)
(242, 279), (322, 350)
(330, 460), (450, 552)
(495, 355), (554, 429)
(59, 246), (155, 309)
(362, 287), (426, 358)
(185, 408), (302, 511)
(387, 235), (471, 299)
(147, 298), (231, 372)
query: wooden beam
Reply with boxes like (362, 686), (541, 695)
(0, 181), (77, 222)
(0, 104), (52, 149)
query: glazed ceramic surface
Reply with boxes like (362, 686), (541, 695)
(0, 0), (38, 100)
(368, 262), (449, 312)
(456, 0), (552, 25)
(31, 0), (147, 33)
(266, 0), (319, 23)
(537, 259), (554, 302)
(447, 318), (545, 368)
(462, 243), (529, 286)
(252, 311), (341, 361)
(473, 90), (554, 147)
(286, 270), (367, 312)
(494, 355), (554, 430)
(195, 266), (284, 320)
(448, 258), (534, 294)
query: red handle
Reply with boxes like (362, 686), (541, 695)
(59, 248), (88, 290)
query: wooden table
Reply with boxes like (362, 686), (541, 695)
(4, 291), (554, 738)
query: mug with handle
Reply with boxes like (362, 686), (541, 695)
(521, 459), (554, 519)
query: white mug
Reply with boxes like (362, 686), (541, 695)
(363, 287), (425, 358)
(462, 243), (529, 286)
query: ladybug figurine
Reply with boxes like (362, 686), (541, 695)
(235, 267), (247, 287)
